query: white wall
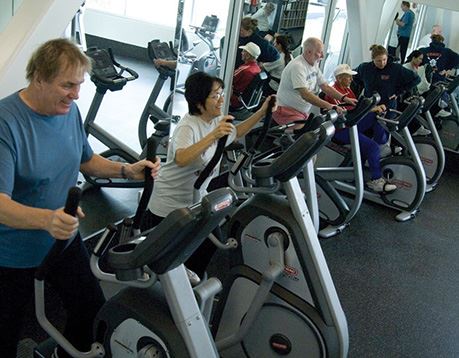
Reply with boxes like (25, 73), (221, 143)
(0, 0), (83, 98)
(84, 10), (176, 47)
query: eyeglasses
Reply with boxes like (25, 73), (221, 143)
(208, 92), (224, 101)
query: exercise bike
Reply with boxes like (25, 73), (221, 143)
(332, 96), (426, 221)
(162, 15), (221, 114)
(311, 94), (381, 238)
(138, 39), (181, 160)
(401, 84), (446, 192)
(432, 75), (459, 153)
(82, 47), (145, 189)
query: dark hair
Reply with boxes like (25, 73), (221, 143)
(274, 35), (292, 66)
(185, 72), (224, 115)
(369, 44), (388, 59)
(406, 49), (423, 62)
(26, 38), (91, 82)
(402, 1), (410, 8)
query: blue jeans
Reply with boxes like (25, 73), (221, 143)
(0, 234), (105, 358)
(334, 112), (388, 180)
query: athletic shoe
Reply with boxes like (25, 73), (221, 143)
(379, 143), (402, 158)
(413, 125), (431, 136)
(366, 178), (397, 193)
(186, 267), (201, 286)
(436, 109), (452, 117)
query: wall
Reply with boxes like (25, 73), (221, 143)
(0, 0), (82, 98)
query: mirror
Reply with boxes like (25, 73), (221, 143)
(165, 0), (234, 122)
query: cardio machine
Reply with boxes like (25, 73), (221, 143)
(83, 47), (145, 189)
(211, 119), (348, 357)
(328, 97), (426, 222)
(432, 75), (459, 153)
(162, 15), (221, 114)
(138, 40), (181, 159)
(311, 94), (381, 238)
(401, 84), (446, 192)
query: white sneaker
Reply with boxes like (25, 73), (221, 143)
(436, 109), (452, 117)
(366, 178), (397, 193)
(186, 267), (201, 286)
(413, 125), (431, 136)
(379, 143), (402, 158)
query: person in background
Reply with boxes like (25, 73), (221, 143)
(251, 2), (275, 38)
(419, 34), (459, 118)
(230, 42), (262, 110)
(272, 37), (357, 126)
(403, 50), (432, 136)
(236, 17), (279, 68)
(417, 24), (442, 50)
(324, 64), (397, 193)
(261, 34), (293, 96)
(352, 44), (420, 155)
(395, 1), (415, 64)
(145, 71), (276, 285)
(0, 38), (160, 358)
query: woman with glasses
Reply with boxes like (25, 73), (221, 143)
(145, 71), (275, 284)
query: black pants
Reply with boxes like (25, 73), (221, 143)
(0, 235), (106, 358)
(398, 35), (410, 64)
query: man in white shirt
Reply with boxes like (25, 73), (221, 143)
(273, 37), (357, 125)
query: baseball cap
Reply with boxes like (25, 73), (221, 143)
(239, 42), (261, 59)
(334, 64), (357, 77)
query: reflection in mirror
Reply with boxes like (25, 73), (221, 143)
(167, 0), (232, 121)
(79, 0), (179, 157)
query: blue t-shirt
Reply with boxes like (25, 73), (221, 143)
(0, 92), (93, 268)
(397, 10), (414, 38)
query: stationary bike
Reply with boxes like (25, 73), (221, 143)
(433, 75), (459, 153)
(312, 94), (381, 238)
(331, 97), (427, 221)
(400, 84), (446, 192)
(162, 15), (221, 114)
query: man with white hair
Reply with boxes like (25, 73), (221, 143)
(273, 37), (357, 125)
(230, 42), (262, 109)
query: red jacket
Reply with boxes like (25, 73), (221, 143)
(230, 60), (261, 108)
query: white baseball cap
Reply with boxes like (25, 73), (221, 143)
(334, 64), (357, 77)
(239, 42), (261, 59)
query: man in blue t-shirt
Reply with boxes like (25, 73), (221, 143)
(0, 38), (160, 358)
(395, 1), (415, 64)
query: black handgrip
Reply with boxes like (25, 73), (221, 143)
(194, 118), (234, 191)
(64, 187), (81, 216)
(249, 96), (276, 154)
(35, 187), (82, 281)
(133, 136), (157, 231)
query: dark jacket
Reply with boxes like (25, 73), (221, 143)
(419, 41), (459, 83)
(352, 57), (420, 107)
(236, 32), (279, 68)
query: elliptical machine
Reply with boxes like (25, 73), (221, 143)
(211, 118), (349, 357)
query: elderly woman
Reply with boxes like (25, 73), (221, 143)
(146, 71), (276, 283)
(324, 64), (397, 193)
